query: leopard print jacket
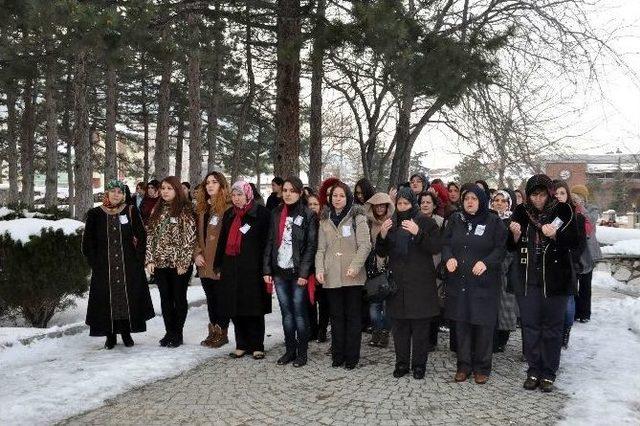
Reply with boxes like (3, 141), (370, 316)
(145, 203), (197, 270)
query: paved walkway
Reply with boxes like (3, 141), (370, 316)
(62, 322), (569, 425)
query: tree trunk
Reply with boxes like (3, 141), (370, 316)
(44, 57), (59, 208)
(274, 0), (302, 178)
(230, 12), (256, 182)
(5, 85), (19, 204)
(175, 111), (185, 180)
(72, 48), (93, 220)
(141, 54), (150, 183)
(389, 85), (414, 186)
(154, 54), (172, 179)
(308, 0), (325, 189)
(206, 105), (218, 170)
(187, 13), (202, 186)
(62, 65), (74, 213)
(20, 76), (37, 207)
(104, 62), (118, 182)
(207, 25), (222, 171)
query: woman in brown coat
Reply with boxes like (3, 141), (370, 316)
(194, 171), (231, 348)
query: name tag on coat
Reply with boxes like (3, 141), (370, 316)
(240, 223), (251, 234)
(209, 215), (219, 226)
(474, 224), (486, 236)
(294, 215), (304, 226)
(342, 225), (352, 237)
(119, 215), (129, 225)
(170, 217), (178, 224)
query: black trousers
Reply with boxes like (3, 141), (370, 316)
(308, 284), (330, 339)
(456, 321), (494, 376)
(232, 315), (265, 352)
(155, 267), (190, 338)
(326, 286), (362, 364)
(493, 329), (511, 350)
(428, 315), (442, 351)
(575, 271), (592, 321)
(201, 277), (230, 328)
(392, 318), (431, 369)
(517, 286), (568, 381)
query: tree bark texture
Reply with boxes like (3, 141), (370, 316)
(6, 85), (19, 204)
(187, 14), (203, 186)
(44, 57), (59, 208)
(141, 54), (150, 183)
(104, 62), (118, 182)
(72, 49), (93, 220)
(175, 110), (185, 181)
(308, 0), (325, 190)
(20, 76), (36, 207)
(154, 55), (172, 180)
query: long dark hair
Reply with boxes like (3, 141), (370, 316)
(354, 178), (376, 205)
(149, 176), (191, 226)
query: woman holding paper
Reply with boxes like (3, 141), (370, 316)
(194, 171), (232, 348)
(214, 180), (272, 360)
(442, 186), (507, 385)
(315, 181), (371, 370)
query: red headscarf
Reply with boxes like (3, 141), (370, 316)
(225, 181), (255, 256)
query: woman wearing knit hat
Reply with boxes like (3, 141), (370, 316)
(442, 186), (507, 385)
(214, 180), (272, 360)
(508, 174), (580, 392)
(83, 180), (155, 349)
(376, 187), (442, 379)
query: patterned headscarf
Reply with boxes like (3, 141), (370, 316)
(231, 180), (254, 204)
(103, 179), (127, 209)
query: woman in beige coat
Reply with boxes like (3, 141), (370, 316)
(316, 181), (371, 369)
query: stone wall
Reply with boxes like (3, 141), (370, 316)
(598, 258), (640, 294)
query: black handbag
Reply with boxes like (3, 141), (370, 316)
(364, 251), (396, 302)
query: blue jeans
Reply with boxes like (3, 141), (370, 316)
(275, 276), (310, 354)
(369, 302), (389, 331)
(564, 296), (575, 330)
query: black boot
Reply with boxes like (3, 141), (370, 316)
(393, 364), (410, 378)
(317, 328), (327, 343)
(562, 328), (571, 350)
(413, 366), (426, 380)
(277, 351), (297, 365)
(293, 351), (308, 368)
(121, 332), (134, 347)
(159, 334), (171, 347)
(104, 333), (117, 350)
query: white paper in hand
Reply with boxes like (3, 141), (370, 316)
(551, 217), (564, 229)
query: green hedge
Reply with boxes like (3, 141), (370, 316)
(0, 227), (89, 328)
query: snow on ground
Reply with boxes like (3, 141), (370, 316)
(0, 295), (284, 425)
(559, 271), (640, 425)
(0, 207), (15, 218)
(0, 285), (207, 347)
(601, 239), (640, 256)
(0, 218), (85, 243)
(596, 226), (640, 245)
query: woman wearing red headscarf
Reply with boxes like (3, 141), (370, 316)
(214, 180), (272, 360)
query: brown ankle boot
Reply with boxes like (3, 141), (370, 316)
(200, 323), (218, 347)
(209, 325), (229, 348)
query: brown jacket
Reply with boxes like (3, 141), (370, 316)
(364, 192), (395, 269)
(194, 204), (230, 279)
(315, 205), (371, 288)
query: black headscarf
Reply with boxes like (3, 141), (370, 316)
(525, 174), (558, 218)
(461, 185), (489, 226)
(329, 183), (354, 227)
(392, 187), (419, 256)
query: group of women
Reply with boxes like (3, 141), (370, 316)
(81, 170), (600, 393)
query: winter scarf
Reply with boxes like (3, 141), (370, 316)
(329, 185), (354, 228)
(225, 181), (255, 256)
(393, 187), (419, 256)
(277, 199), (300, 247)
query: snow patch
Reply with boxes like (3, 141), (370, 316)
(0, 207), (15, 218)
(601, 240), (640, 256)
(596, 226), (640, 245)
(0, 218), (85, 243)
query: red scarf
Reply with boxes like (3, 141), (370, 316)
(277, 204), (289, 247)
(225, 201), (254, 256)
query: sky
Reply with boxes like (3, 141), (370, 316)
(415, 0), (640, 170)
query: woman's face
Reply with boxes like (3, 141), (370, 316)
(206, 175), (220, 197)
(282, 182), (301, 205)
(464, 192), (479, 215)
(410, 177), (423, 194)
(231, 190), (248, 209)
(492, 194), (509, 214)
(515, 191), (524, 205)
(555, 187), (568, 203)
(160, 182), (176, 202)
(354, 185), (365, 204)
(396, 198), (412, 213)
(373, 203), (388, 217)
(448, 185), (460, 203)
(331, 187), (347, 211)
(182, 184), (190, 198)
(107, 188), (124, 205)
(136, 185), (145, 196)
(307, 196), (320, 214)
(147, 185), (158, 198)
(530, 190), (548, 211)
(420, 195), (435, 216)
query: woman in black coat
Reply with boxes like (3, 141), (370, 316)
(442, 186), (507, 385)
(215, 180), (272, 360)
(376, 187), (442, 380)
(263, 176), (318, 367)
(508, 174), (579, 393)
(82, 180), (155, 349)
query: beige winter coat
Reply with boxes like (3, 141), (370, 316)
(364, 192), (395, 269)
(315, 205), (371, 288)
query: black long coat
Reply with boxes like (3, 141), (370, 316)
(82, 206), (155, 336)
(263, 202), (318, 279)
(375, 214), (442, 320)
(507, 202), (579, 297)
(214, 203), (272, 318)
(442, 211), (507, 327)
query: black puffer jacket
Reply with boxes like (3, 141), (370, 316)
(263, 202), (318, 279)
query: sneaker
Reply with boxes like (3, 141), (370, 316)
(540, 379), (554, 393)
(523, 376), (540, 390)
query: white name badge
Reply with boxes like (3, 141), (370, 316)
(170, 217), (178, 224)
(342, 225), (352, 237)
(474, 224), (486, 236)
(294, 215), (304, 226)
(240, 224), (251, 234)
(209, 215), (219, 226)
(119, 215), (129, 225)
(551, 217), (564, 229)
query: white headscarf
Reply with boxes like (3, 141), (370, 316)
(492, 190), (512, 219)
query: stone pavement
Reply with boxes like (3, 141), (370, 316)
(62, 325), (569, 425)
